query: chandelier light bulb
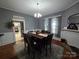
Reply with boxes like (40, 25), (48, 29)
(34, 13), (42, 18)
(34, 2), (42, 18)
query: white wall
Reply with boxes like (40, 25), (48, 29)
(61, 30), (79, 48)
(61, 2), (79, 28)
(0, 32), (15, 46)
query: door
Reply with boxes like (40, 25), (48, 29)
(13, 21), (23, 41)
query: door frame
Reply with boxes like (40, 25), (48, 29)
(12, 18), (25, 42)
(12, 18), (25, 32)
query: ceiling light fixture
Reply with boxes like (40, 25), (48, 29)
(34, 3), (42, 18)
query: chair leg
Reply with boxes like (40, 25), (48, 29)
(24, 42), (27, 54)
(50, 44), (51, 53)
(32, 50), (35, 59)
(24, 42), (26, 48)
(28, 45), (30, 55)
(45, 45), (47, 56)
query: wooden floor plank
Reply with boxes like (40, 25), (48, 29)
(0, 44), (18, 59)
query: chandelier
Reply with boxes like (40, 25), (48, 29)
(34, 3), (42, 18)
(34, 12), (42, 18)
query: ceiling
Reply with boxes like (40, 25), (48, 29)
(0, 0), (79, 17)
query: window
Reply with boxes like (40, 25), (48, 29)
(51, 18), (58, 34)
(44, 19), (49, 31)
(44, 17), (61, 37)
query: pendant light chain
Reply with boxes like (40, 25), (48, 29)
(34, 1), (42, 18)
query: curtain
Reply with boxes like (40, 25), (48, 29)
(44, 16), (61, 37)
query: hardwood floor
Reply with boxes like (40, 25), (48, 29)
(0, 43), (18, 59)
(0, 40), (79, 59)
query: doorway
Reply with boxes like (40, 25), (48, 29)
(13, 21), (24, 42)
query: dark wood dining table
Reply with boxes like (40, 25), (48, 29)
(27, 31), (48, 39)
(24, 31), (52, 56)
(26, 31), (49, 50)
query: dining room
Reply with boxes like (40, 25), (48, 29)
(0, 0), (79, 59)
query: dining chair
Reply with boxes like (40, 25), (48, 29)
(28, 36), (43, 59)
(41, 30), (50, 34)
(41, 30), (45, 33)
(23, 33), (31, 55)
(45, 34), (53, 56)
(23, 33), (28, 48)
